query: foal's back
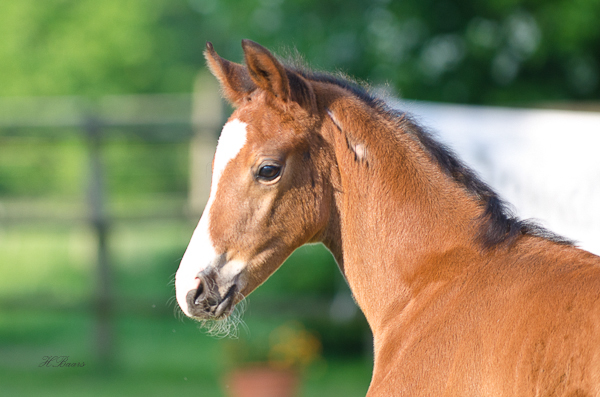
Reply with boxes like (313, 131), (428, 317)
(370, 237), (600, 396)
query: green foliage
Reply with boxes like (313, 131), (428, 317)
(254, 244), (340, 297)
(1, 0), (598, 103)
(0, 0), (167, 95)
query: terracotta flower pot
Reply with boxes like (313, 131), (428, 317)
(223, 366), (299, 397)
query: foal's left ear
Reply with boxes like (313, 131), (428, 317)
(242, 40), (291, 102)
(205, 42), (255, 106)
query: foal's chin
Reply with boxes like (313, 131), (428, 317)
(188, 308), (235, 322)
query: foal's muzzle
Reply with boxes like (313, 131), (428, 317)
(185, 272), (237, 319)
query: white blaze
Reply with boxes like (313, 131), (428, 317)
(175, 119), (248, 316)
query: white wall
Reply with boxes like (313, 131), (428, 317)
(394, 100), (600, 256)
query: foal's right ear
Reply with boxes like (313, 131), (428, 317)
(242, 40), (317, 113)
(242, 39), (291, 103)
(204, 42), (256, 106)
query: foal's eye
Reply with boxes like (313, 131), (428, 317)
(257, 164), (282, 181)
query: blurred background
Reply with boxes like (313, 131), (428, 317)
(0, 0), (599, 396)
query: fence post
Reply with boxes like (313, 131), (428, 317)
(189, 70), (223, 216)
(85, 116), (113, 365)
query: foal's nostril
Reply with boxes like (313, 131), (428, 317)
(186, 279), (210, 316)
(188, 275), (218, 310)
(193, 277), (206, 305)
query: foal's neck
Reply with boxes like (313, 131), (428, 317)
(320, 95), (484, 331)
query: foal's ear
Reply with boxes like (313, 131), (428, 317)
(204, 42), (255, 106)
(242, 40), (316, 112)
(242, 40), (291, 103)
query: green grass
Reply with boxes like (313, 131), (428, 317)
(0, 309), (372, 396)
(0, 219), (373, 396)
(0, 223), (95, 302)
(0, 308), (226, 396)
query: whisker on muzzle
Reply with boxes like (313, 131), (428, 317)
(195, 292), (248, 339)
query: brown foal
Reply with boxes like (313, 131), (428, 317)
(175, 40), (600, 396)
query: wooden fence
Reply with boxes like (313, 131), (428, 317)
(0, 72), (223, 363)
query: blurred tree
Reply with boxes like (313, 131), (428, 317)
(0, 0), (168, 96)
(0, 0), (598, 104)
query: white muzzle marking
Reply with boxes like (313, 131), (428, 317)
(175, 119), (248, 317)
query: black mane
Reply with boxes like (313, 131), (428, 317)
(289, 65), (573, 249)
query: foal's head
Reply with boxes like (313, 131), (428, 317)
(175, 40), (332, 321)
